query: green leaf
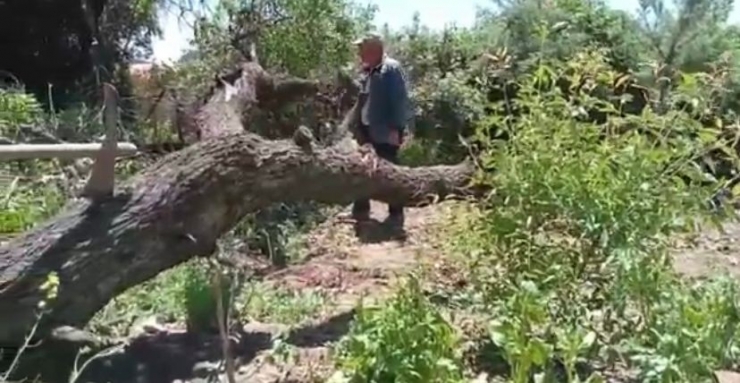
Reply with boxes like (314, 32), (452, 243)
(580, 331), (597, 350)
(529, 338), (552, 366)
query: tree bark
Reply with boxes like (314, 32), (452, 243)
(177, 62), (320, 143)
(0, 130), (474, 346)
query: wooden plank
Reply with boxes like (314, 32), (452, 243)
(0, 143), (138, 161)
(715, 371), (740, 383)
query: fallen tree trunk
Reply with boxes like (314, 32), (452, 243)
(0, 130), (474, 345)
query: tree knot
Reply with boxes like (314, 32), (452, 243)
(293, 125), (316, 152)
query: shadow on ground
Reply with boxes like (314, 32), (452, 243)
(74, 310), (356, 383)
(352, 218), (407, 244)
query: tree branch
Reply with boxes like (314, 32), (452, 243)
(0, 131), (475, 346)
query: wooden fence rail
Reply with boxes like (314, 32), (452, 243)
(0, 83), (139, 163)
(1, 83), (133, 200)
(0, 143), (138, 161)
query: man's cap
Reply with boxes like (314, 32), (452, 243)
(352, 32), (383, 46)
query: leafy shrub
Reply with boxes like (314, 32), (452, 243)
(449, 49), (740, 381)
(333, 275), (464, 383)
(0, 90), (66, 234)
(0, 179), (65, 234)
(409, 70), (486, 165)
(0, 88), (44, 136)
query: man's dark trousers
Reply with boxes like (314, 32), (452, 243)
(352, 126), (404, 219)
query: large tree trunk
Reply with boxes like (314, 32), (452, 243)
(0, 60), (475, 346)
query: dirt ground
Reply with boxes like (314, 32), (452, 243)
(75, 201), (740, 383)
(228, 201), (452, 382)
(672, 220), (740, 279)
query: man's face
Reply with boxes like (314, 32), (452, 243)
(358, 42), (381, 67)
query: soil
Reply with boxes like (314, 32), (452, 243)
(71, 201), (740, 383)
(672, 220), (740, 278)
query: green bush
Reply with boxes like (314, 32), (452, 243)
(0, 180), (65, 234)
(408, 70), (486, 165)
(0, 88), (44, 136)
(449, 49), (740, 382)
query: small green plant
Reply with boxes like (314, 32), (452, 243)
(234, 202), (337, 266)
(181, 260), (232, 333)
(334, 275), (464, 383)
(0, 178), (65, 234)
(489, 280), (554, 383)
(0, 88), (44, 136)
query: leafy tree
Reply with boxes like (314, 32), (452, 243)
(0, 0), (166, 107)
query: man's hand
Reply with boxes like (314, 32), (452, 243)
(388, 128), (401, 146)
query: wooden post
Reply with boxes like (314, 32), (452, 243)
(80, 83), (122, 199)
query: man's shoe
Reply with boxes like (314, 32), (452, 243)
(384, 213), (405, 228)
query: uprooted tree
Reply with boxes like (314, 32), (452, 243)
(0, 55), (476, 348)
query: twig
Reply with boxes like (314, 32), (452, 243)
(213, 265), (236, 383)
(1, 312), (43, 381)
(68, 343), (126, 383)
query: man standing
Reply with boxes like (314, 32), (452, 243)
(351, 33), (410, 227)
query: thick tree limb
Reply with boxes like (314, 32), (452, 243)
(0, 130), (474, 346)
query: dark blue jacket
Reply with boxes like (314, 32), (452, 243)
(359, 57), (410, 145)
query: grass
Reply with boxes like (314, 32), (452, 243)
(237, 281), (330, 325)
(88, 259), (331, 337)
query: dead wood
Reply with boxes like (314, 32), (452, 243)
(0, 143), (138, 160)
(0, 124), (64, 145)
(177, 62), (319, 144)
